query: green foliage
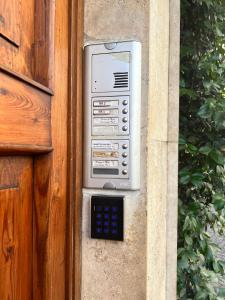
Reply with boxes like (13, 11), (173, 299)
(178, 0), (225, 299)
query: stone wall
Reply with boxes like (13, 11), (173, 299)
(81, 1), (180, 299)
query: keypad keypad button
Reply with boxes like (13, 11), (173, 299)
(112, 214), (118, 220)
(96, 206), (102, 211)
(104, 213), (109, 219)
(112, 206), (118, 212)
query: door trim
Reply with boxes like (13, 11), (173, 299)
(67, 0), (83, 299)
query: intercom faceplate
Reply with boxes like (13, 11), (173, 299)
(84, 41), (141, 190)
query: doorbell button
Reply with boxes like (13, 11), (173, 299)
(122, 125), (128, 131)
(122, 161), (128, 166)
(122, 170), (128, 175)
(122, 99), (128, 105)
(122, 108), (128, 114)
(122, 117), (128, 123)
(122, 152), (128, 158)
(122, 144), (128, 149)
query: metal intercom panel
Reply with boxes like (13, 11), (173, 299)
(83, 41), (141, 190)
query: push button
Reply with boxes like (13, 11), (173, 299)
(122, 152), (128, 158)
(122, 117), (128, 123)
(122, 170), (128, 175)
(122, 125), (128, 131)
(122, 99), (128, 105)
(122, 161), (128, 166)
(122, 108), (128, 114)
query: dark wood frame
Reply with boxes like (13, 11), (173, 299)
(67, 0), (83, 299)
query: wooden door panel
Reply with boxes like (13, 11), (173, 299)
(0, 0), (77, 297)
(0, 0), (20, 46)
(0, 0), (34, 79)
(0, 71), (51, 147)
(0, 0), (54, 87)
(0, 157), (33, 300)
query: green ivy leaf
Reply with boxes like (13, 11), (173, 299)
(199, 145), (212, 155)
(218, 288), (225, 298)
(209, 149), (225, 165)
(191, 173), (204, 186)
(213, 194), (225, 210)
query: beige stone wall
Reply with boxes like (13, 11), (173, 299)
(82, 1), (180, 299)
(147, 1), (180, 299)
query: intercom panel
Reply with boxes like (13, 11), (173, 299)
(83, 41), (141, 190)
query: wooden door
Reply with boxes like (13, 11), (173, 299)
(0, 0), (83, 298)
(0, 157), (33, 299)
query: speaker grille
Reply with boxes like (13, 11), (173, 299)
(113, 72), (128, 88)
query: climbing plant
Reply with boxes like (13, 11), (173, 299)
(178, 0), (225, 299)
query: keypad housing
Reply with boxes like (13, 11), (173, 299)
(91, 195), (124, 241)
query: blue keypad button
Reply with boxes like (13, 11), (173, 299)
(104, 221), (109, 226)
(111, 214), (118, 220)
(112, 229), (118, 235)
(103, 228), (109, 234)
(96, 213), (102, 219)
(96, 221), (102, 226)
(104, 213), (109, 219)
(104, 206), (110, 212)
(112, 206), (118, 212)
(111, 222), (117, 227)
(96, 228), (102, 233)
(96, 206), (102, 212)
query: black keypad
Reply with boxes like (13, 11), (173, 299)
(91, 195), (124, 241)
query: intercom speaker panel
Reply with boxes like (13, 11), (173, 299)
(83, 41), (141, 190)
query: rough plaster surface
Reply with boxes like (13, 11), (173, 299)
(82, 0), (149, 299)
(82, 190), (146, 300)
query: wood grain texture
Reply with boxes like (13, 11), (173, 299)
(0, 0), (82, 298)
(0, 0), (54, 87)
(0, 64), (54, 95)
(44, 0), (69, 296)
(0, 143), (53, 155)
(33, 0), (55, 87)
(33, 0), (69, 298)
(0, 0), (35, 79)
(0, 157), (33, 300)
(33, 154), (52, 300)
(0, 0), (20, 46)
(0, 71), (51, 147)
(67, 0), (83, 299)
